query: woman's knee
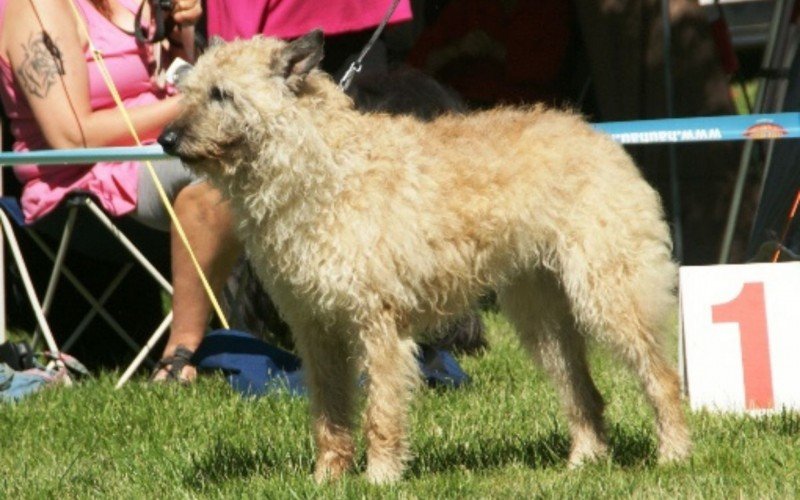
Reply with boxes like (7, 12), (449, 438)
(174, 182), (231, 227)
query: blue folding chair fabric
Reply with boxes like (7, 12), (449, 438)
(193, 330), (470, 398)
(0, 196), (26, 227)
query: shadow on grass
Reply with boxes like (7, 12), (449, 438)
(182, 438), (311, 490)
(408, 425), (656, 477)
(608, 424), (658, 467)
(182, 426), (658, 488)
(408, 431), (570, 476)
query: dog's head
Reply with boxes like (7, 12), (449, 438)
(157, 31), (326, 176)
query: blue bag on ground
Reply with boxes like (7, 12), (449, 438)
(0, 363), (55, 403)
(193, 330), (470, 398)
(193, 329), (305, 396)
(417, 344), (470, 388)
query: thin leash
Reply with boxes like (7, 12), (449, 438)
(338, 0), (401, 91)
(52, 0), (231, 329)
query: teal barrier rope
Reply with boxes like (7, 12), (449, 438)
(0, 145), (168, 165)
(1, 112), (799, 166)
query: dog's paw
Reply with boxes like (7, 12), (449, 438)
(313, 451), (353, 483)
(567, 439), (609, 469)
(365, 460), (404, 485)
(657, 437), (692, 465)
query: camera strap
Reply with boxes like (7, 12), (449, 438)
(134, 0), (175, 44)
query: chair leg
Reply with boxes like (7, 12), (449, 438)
(83, 199), (178, 385)
(3, 196), (174, 384)
(1, 211), (5, 345)
(30, 206), (78, 349)
(25, 230), (148, 357)
(0, 211), (63, 358)
(61, 263), (133, 352)
(39, 207), (78, 318)
(83, 199), (173, 293)
(115, 310), (173, 389)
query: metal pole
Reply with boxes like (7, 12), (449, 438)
(662, 0), (683, 262)
(718, 0), (794, 263)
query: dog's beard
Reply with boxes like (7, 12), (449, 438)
(173, 141), (229, 168)
(172, 150), (217, 176)
(174, 153), (210, 174)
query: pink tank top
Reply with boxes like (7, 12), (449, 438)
(206, 0), (412, 41)
(0, 0), (162, 223)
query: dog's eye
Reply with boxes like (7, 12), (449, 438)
(209, 85), (232, 102)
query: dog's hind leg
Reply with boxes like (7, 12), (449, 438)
(498, 271), (609, 467)
(563, 246), (691, 464)
(360, 313), (420, 484)
(292, 324), (359, 483)
(623, 337), (691, 464)
(589, 308), (690, 463)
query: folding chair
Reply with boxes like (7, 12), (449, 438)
(1, 113), (174, 387)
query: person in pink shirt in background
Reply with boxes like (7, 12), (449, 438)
(204, 0), (413, 77)
(0, 0), (241, 382)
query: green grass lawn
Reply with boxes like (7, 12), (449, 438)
(2, 312), (799, 498)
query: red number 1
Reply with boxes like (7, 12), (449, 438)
(711, 282), (774, 410)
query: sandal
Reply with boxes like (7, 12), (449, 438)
(151, 345), (195, 383)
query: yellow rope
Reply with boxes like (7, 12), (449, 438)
(65, 0), (230, 329)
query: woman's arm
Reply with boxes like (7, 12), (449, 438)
(3, 0), (184, 149)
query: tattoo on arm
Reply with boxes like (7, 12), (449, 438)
(17, 31), (66, 99)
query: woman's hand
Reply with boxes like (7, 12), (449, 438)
(171, 0), (202, 27)
(167, 0), (201, 62)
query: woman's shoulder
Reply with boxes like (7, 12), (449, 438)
(0, 0), (93, 77)
(1, 0), (85, 51)
(3, 0), (80, 34)
(4, 0), (78, 18)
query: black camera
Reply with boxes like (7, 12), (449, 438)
(134, 0), (176, 44)
(155, 0), (173, 11)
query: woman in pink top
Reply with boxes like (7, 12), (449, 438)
(0, 0), (241, 382)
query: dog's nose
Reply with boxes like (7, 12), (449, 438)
(158, 128), (180, 154)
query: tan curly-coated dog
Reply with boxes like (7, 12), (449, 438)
(159, 31), (691, 484)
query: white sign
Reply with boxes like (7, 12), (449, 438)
(679, 262), (800, 413)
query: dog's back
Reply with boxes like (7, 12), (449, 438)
(332, 105), (673, 317)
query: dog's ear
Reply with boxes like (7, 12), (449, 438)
(280, 29), (324, 92)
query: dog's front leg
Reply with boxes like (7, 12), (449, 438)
(361, 316), (420, 484)
(293, 326), (358, 483)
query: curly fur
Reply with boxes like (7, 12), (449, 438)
(160, 32), (691, 484)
